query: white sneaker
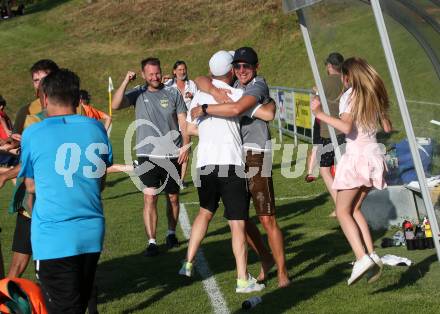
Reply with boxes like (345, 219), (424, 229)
(366, 252), (383, 283)
(178, 261), (193, 278)
(347, 255), (375, 286)
(236, 275), (265, 293)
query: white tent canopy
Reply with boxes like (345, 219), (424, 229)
(283, 0), (440, 261)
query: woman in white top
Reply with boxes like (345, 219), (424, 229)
(165, 61), (198, 110)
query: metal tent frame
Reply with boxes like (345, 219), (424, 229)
(282, 0), (440, 261)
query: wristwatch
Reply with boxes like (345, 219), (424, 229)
(202, 104), (208, 116)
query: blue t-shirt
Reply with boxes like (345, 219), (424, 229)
(18, 114), (113, 260)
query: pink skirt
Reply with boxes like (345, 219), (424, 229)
(332, 144), (387, 191)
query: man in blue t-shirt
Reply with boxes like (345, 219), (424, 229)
(18, 69), (113, 313)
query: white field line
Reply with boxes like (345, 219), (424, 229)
(182, 192), (326, 206)
(179, 203), (230, 314)
(407, 99), (440, 107)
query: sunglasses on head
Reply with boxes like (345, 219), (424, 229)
(232, 63), (254, 70)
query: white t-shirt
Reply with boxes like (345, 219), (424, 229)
(187, 79), (244, 168)
(338, 87), (377, 142)
(165, 79), (198, 110)
(339, 87), (353, 116)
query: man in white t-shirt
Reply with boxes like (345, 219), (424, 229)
(179, 51), (275, 293)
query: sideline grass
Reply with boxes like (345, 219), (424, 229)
(2, 118), (440, 313)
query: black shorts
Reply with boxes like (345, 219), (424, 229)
(197, 165), (249, 220)
(12, 213), (32, 255)
(137, 157), (182, 194)
(36, 252), (100, 314)
(317, 135), (346, 167)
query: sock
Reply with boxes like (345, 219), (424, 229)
(237, 278), (248, 287)
(148, 238), (156, 245)
(167, 230), (176, 237)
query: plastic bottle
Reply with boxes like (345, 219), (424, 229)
(423, 217), (435, 248)
(242, 296), (262, 310)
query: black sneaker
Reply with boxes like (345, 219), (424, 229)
(144, 243), (159, 257)
(166, 234), (179, 249)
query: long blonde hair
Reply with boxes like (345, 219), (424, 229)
(342, 57), (390, 132)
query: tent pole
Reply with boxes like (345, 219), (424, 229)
(296, 9), (341, 162)
(371, 0), (440, 261)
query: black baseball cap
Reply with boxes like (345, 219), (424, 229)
(0, 94), (6, 106)
(325, 52), (344, 67)
(232, 47), (259, 65)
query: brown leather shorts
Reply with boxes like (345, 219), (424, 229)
(245, 151), (275, 216)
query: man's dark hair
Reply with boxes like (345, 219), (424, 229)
(141, 57), (161, 70)
(40, 68), (80, 108)
(325, 52), (344, 72)
(79, 90), (91, 104)
(173, 60), (186, 70)
(30, 59), (59, 75)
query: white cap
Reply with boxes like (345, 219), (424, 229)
(209, 50), (233, 76)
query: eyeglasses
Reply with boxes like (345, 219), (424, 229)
(232, 63), (254, 70)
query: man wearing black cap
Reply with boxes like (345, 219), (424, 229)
(192, 47), (289, 288)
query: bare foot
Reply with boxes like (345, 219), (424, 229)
(277, 273), (291, 288)
(257, 257), (275, 282)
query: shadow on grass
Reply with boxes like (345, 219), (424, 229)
(96, 236), (261, 313)
(232, 262), (349, 314)
(373, 253), (437, 293)
(202, 193), (329, 240)
(97, 189), (387, 312)
(231, 227), (388, 313)
(96, 245), (192, 314)
(103, 190), (140, 201)
(276, 193), (330, 219)
(106, 175), (131, 187)
(25, 0), (71, 15)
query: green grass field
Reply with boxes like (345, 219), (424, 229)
(1, 0), (440, 313)
(1, 121), (440, 313)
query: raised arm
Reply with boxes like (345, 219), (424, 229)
(111, 71), (136, 110)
